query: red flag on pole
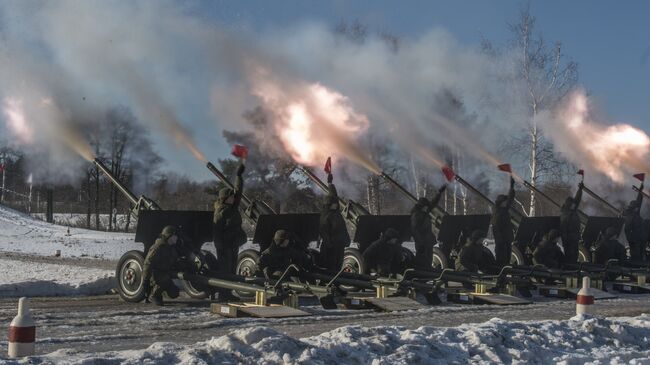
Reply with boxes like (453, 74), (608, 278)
(577, 169), (584, 176)
(324, 157), (332, 174)
(231, 144), (248, 159)
(441, 166), (455, 182)
(633, 173), (646, 182)
(497, 164), (512, 173)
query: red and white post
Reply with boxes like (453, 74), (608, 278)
(8, 297), (36, 358)
(576, 277), (595, 315)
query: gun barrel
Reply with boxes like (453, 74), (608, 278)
(93, 159), (139, 206)
(523, 180), (588, 223)
(297, 166), (330, 194)
(454, 174), (524, 226)
(633, 185), (650, 199)
(582, 185), (621, 215)
(380, 172), (418, 204)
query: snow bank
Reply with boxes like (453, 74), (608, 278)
(0, 205), (139, 260)
(2, 315), (649, 364)
(0, 259), (114, 298)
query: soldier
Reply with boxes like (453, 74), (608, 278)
(560, 182), (584, 264)
(143, 225), (180, 306)
(491, 176), (515, 267)
(259, 230), (311, 280)
(532, 229), (565, 269)
(213, 161), (247, 300)
(319, 172), (351, 272)
(362, 228), (404, 277)
(455, 230), (495, 274)
(411, 185), (447, 269)
(593, 227), (627, 265)
(623, 183), (647, 262)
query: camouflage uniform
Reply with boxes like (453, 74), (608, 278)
(594, 227), (627, 265)
(213, 163), (247, 298)
(319, 174), (351, 272)
(532, 229), (565, 269)
(623, 185), (647, 262)
(411, 185), (446, 269)
(455, 231), (495, 274)
(259, 230), (311, 278)
(560, 183), (583, 264)
(362, 228), (403, 277)
(143, 226), (180, 305)
(491, 177), (515, 267)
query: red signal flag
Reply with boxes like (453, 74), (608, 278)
(441, 165), (456, 182)
(577, 169), (585, 176)
(633, 173), (646, 182)
(324, 157), (332, 174)
(231, 144), (249, 159)
(497, 164), (512, 173)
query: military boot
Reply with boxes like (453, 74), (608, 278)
(150, 287), (164, 306)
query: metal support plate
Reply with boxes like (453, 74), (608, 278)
(612, 283), (650, 294)
(539, 286), (617, 300)
(211, 303), (311, 318)
(447, 292), (531, 305)
(345, 296), (425, 312)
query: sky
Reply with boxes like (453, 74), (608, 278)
(202, 0), (650, 128)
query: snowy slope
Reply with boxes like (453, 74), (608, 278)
(0, 259), (114, 298)
(0, 205), (139, 260)
(0, 314), (648, 364)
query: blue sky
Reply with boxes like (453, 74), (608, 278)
(200, 0), (650, 130)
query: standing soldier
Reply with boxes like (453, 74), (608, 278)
(213, 161), (247, 301)
(560, 182), (584, 264)
(491, 176), (515, 268)
(623, 183), (646, 262)
(410, 185), (447, 269)
(319, 172), (351, 272)
(143, 225), (180, 306)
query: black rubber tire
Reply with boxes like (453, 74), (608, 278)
(510, 246), (527, 266)
(431, 247), (449, 270)
(342, 247), (364, 275)
(182, 250), (219, 299)
(116, 250), (146, 303)
(235, 249), (261, 298)
(578, 244), (591, 263)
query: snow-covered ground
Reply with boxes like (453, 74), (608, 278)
(0, 205), (138, 260)
(31, 213), (132, 232)
(1, 314), (648, 364)
(0, 259), (114, 298)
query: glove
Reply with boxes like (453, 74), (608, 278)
(510, 176), (515, 187)
(327, 173), (333, 184)
(236, 163), (245, 177)
(439, 184), (447, 193)
(578, 181), (584, 189)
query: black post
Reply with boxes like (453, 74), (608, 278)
(46, 188), (54, 223)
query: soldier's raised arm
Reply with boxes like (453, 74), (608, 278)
(233, 162), (245, 207)
(636, 182), (644, 207)
(326, 173), (339, 198)
(506, 176), (515, 207)
(429, 184), (447, 211)
(573, 182), (584, 211)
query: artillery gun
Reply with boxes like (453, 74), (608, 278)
(522, 180), (623, 262)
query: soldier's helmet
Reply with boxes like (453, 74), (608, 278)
(469, 230), (486, 244)
(604, 226), (618, 238)
(564, 197), (575, 207)
(383, 227), (400, 241)
(495, 194), (508, 206)
(219, 187), (234, 200)
(546, 229), (561, 241)
(161, 225), (176, 239)
(273, 229), (288, 244)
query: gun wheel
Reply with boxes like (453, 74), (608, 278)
(578, 244), (591, 263)
(510, 246), (526, 266)
(116, 250), (146, 303)
(431, 247), (449, 269)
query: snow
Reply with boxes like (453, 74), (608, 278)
(0, 314), (648, 364)
(0, 204), (139, 260)
(0, 259), (114, 298)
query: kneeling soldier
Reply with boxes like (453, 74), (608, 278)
(143, 225), (180, 306)
(533, 229), (565, 269)
(594, 226), (627, 265)
(455, 230), (495, 274)
(259, 230), (311, 280)
(362, 228), (404, 277)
